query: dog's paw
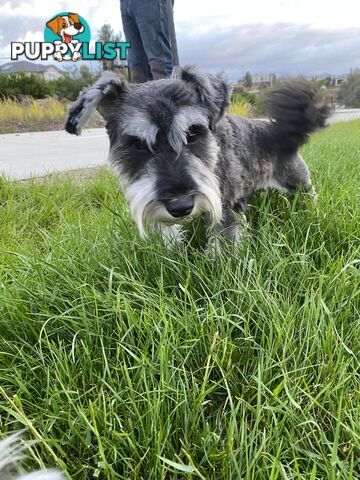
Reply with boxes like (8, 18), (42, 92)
(171, 65), (182, 79)
(158, 224), (185, 249)
(53, 51), (63, 62)
(229, 213), (249, 246)
(307, 185), (318, 204)
(72, 51), (82, 62)
(205, 235), (222, 260)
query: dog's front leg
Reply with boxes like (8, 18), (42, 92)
(53, 40), (64, 61)
(70, 39), (82, 61)
(274, 153), (318, 202)
(156, 224), (184, 249)
(206, 200), (249, 258)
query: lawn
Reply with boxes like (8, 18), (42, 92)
(0, 120), (359, 479)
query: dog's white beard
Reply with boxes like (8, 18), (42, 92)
(125, 173), (161, 238)
(0, 433), (64, 480)
(125, 161), (222, 238)
(188, 159), (222, 226)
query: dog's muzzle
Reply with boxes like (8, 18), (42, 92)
(164, 195), (194, 218)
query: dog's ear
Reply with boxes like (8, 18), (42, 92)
(65, 73), (129, 135)
(68, 13), (80, 24)
(46, 16), (62, 35)
(180, 65), (232, 129)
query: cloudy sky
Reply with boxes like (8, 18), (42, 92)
(0, 0), (359, 79)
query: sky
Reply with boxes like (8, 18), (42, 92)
(0, 0), (359, 79)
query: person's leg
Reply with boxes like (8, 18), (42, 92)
(130, 0), (173, 79)
(167, 0), (179, 67)
(120, 1), (151, 82)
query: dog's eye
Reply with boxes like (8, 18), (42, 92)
(128, 136), (149, 152)
(186, 125), (205, 144)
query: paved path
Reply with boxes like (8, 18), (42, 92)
(1, 110), (359, 181)
(0, 128), (109, 180)
(327, 109), (360, 124)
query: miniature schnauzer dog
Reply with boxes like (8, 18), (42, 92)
(65, 66), (329, 249)
(0, 433), (63, 479)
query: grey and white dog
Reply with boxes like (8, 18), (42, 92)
(65, 66), (329, 247)
(0, 433), (63, 479)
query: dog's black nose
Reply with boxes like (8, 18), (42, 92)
(164, 196), (194, 218)
(74, 23), (83, 30)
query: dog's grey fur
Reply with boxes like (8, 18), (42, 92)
(65, 66), (329, 245)
(0, 433), (63, 479)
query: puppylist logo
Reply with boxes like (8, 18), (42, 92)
(11, 12), (130, 62)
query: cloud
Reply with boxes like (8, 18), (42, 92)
(0, 13), (44, 44)
(8, 0), (31, 7)
(1, 5), (359, 78)
(0, 1), (121, 47)
(174, 0), (360, 30)
(176, 22), (360, 78)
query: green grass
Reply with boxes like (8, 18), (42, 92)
(0, 121), (359, 479)
(0, 97), (102, 134)
(0, 97), (66, 123)
(229, 97), (252, 117)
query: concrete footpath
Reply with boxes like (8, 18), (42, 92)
(327, 109), (360, 124)
(0, 128), (109, 180)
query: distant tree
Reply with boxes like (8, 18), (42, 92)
(337, 73), (360, 108)
(317, 76), (332, 88)
(233, 83), (245, 94)
(243, 71), (253, 89)
(62, 63), (79, 78)
(270, 73), (277, 87)
(324, 76), (332, 87)
(79, 64), (91, 80)
(50, 75), (95, 101)
(98, 24), (123, 71)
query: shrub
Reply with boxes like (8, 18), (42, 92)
(0, 73), (55, 99)
(229, 97), (251, 117)
(337, 72), (360, 108)
(231, 92), (258, 106)
(0, 72), (96, 102)
(50, 75), (96, 101)
(230, 92), (265, 117)
(232, 84), (246, 94)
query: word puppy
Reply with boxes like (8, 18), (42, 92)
(65, 66), (329, 248)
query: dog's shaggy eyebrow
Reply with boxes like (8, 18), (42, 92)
(169, 107), (208, 153)
(120, 112), (159, 148)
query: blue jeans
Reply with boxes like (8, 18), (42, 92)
(120, 0), (174, 82)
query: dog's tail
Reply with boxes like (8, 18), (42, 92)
(261, 79), (330, 154)
(0, 433), (64, 480)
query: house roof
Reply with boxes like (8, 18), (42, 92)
(0, 60), (64, 75)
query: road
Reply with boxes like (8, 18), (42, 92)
(1, 109), (359, 181)
(0, 128), (109, 180)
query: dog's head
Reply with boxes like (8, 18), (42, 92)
(46, 14), (84, 41)
(65, 67), (232, 236)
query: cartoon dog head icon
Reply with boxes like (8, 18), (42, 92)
(46, 13), (84, 43)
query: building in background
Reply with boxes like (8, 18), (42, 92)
(0, 60), (64, 80)
(251, 73), (277, 89)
